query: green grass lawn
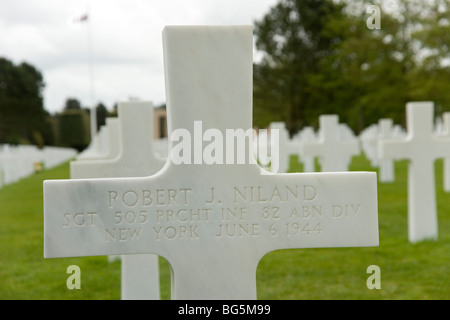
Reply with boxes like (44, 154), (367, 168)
(0, 155), (448, 299)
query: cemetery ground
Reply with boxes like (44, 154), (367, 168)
(0, 155), (448, 300)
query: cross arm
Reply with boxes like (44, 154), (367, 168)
(378, 137), (412, 160)
(44, 168), (378, 259)
(300, 142), (325, 157)
(251, 171), (379, 255)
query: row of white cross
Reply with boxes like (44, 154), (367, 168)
(0, 144), (76, 189)
(42, 26), (445, 300)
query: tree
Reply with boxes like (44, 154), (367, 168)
(58, 109), (91, 151)
(253, 0), (450, 133)
(409, 0), (450, 112)
(64, 98), (82, 110)
(311, 0), (411, 130)
(0, 57), (47, 145)
(95, 102), (108, 131)
(253, 0), (348, 133)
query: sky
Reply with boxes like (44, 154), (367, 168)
(0, 0), (279, 114)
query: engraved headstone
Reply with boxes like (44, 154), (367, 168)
(44, 26), (378, 299)
(301, 115), (360, 172)
(71, 101), (165, 300)
(379, 102), (450, 242)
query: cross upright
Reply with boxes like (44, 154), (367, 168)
(301, 115), (360, 172)
(93, 117), (121, 161)
(379, 102), (450, 242)
(44, 26), (378, 300)
(70, 101), (165, 300)
(269, 122), (296, 173)
(297, 127), (317, 172)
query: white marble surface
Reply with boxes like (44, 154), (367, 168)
(301, 115), (360, 172)
(379, 102), (450, 242)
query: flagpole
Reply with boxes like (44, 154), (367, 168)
(86, 5), (97, 141)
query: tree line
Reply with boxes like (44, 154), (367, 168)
(0, 57), (117, 150)
(0, 57), (48, 146)
(253, 0), (450, 135)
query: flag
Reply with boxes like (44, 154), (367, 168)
(73, 14), (88, 23)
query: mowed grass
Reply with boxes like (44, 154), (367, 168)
(0, 155), (448, 299)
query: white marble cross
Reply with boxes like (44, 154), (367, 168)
(379, 102), (450, 242)
(301, 115), (360, 172)
(71, 101), (165, 300)
(44, 26), (378, 300)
